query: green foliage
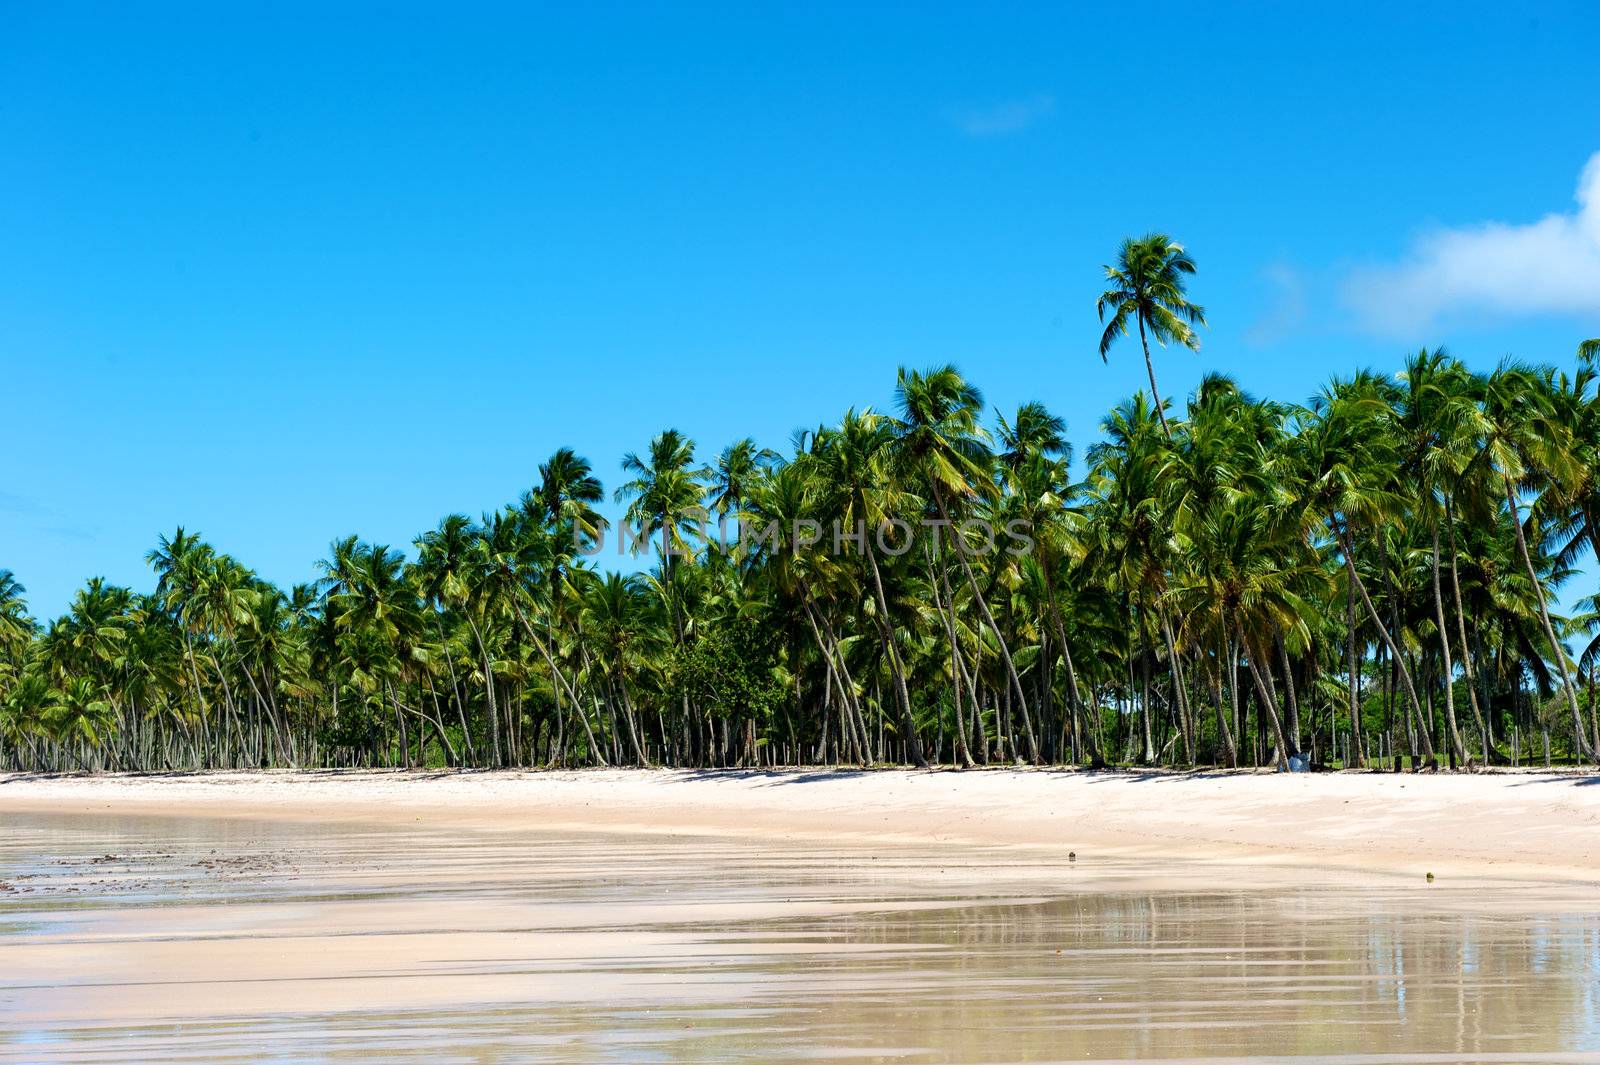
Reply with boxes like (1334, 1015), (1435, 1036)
(2, 276), (1599, 771)
(672, 620), (785, 726)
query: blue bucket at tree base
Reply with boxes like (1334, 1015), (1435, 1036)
(1281, 754), (1310, 773)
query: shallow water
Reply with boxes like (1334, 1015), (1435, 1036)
(1, 811), (1597, 1063)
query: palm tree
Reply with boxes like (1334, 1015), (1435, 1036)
(415, 515), (498, 765)
(708, 438), (779, 544)
(1087, 393), (1172, 763)
(526, 447), (607, 552)
(894, 365), (1039, 763)
(146, 528), (223, 759)
(17, 343), (1600, 773)
(1097, 234), (1207, 439)
(2, 671), (55, 766)
(618, 430), (705, 564)
(0, 570), (34, 666)
(581, 572), (661, 765)
(996, 402), (1070, 473)
(616, 430), (706, 761)
(806, 409), (930, 767)
(1395, 348), (1481, 766)
(1296, 375), (1429, 767)
(1481, 364), (1597, 762)
(49, 676), (115, 767)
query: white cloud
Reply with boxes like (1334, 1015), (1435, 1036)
(946, 94), (1054, 137)
(1345, 151), (1600, 335)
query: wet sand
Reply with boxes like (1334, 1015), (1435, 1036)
(2, 771), (1599, 1062)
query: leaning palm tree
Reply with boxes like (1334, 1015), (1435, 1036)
(1096, 234), (1207, 438)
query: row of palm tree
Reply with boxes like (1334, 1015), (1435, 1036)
(3, 241), (1598, 773)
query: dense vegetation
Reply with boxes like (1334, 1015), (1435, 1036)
(5, 238), (1600, 773)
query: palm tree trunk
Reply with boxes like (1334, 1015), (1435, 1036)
(466, 618), (503, 767)
(1137, 600), (1156, 763)
(1429, 524), (1469, 766)
(803, 602), (868, 766)
(1239, 628), (1290, 768)
(1206, 643), (1237, 767)
(1589, 666), (1599, 759)
(1337, 525), (1433, 767)
(1159, 613), (1194, 764)
(927, 549), (975, 768)
(862, 541), (929, 768)
(1385, 561), (1437, 768)
(815, 605), (874, 763)
(1271, 637), (1300, 756)
(1346, 577), (1365, 768)
(615, 675), (651, 766)
(1043, 580), (1103, 767)
(1137, 315), (1172, 438)
(1444, 500), (1491, 761)
(928, 483), (1039, 762)
(1503, 474), (1596, 761)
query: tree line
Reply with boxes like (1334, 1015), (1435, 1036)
(3, 236), (1599, 772)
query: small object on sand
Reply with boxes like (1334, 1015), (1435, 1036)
(1068, 851), (1077, 861)
(1425, 872), (1435, 882)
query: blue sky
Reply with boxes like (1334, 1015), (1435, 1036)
(4, 3), (1600, 619)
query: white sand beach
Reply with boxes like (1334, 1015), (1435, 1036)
(3, 767), (1598, 883)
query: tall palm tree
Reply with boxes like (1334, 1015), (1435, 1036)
(1096, 234), (1207, 439)
(616, 430), (707, 760)
(1395, 348), (1482, 766)
(1480, 364), (1596, 762)
(894, 365), (1039, 762)
(617, 430), (705, 564)
(1087, 393), (1172, 764)
(806, 409), (930, 767)
(414, 514), (490, 764)
(18, 345), (1600, 774)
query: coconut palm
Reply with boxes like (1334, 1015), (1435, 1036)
(708, 438), (780, 528)
(1480, 364), (1596, 761)
(1394, 348), (1483, 765)
(894, 365), (1039, 763)
(805, 409), (930, 767)
(0, 570), (31, 653)
(13, 341), (1600, 772)
(1096, 234), (1207, 438)
(527, 447), (607, 553)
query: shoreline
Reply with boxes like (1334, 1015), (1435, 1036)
(4, 767), (1599, 887)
